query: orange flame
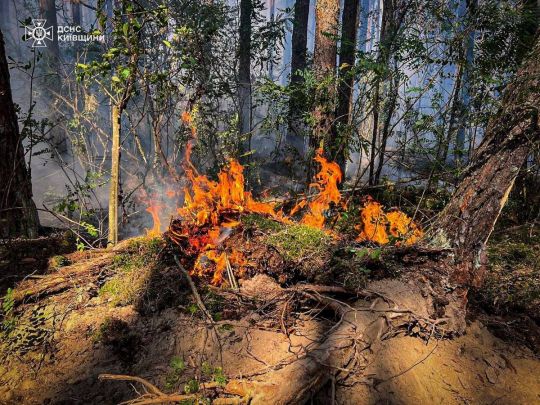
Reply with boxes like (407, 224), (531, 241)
(146, 115), (423, 285)
(356, 197), (423, 245)
(145, 205), (163, 237)
(292, 148), (342, 229)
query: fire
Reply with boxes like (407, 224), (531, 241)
(291, 148), (342, 229)
(356, 197), (423, 245)
(145, 205), (163, 237)
(145, 114), (423, 285)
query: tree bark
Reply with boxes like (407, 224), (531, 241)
(72, 0), (82, 26)
(39, 0), (60, 68)
(286, 0), (310, 156)
(433, 36), (540, 287)
(311, 0), (340, 177)
(107, 105), (121, 246)
(0, 29), (40, 238)
(330, 0), (361, 174)
(238, 0), (252, 157)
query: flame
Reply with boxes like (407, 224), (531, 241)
(356, 197), (423, 245)
(293, 148), (342, 229)
(145, 205), (163, 237)
(146, 116), (423, 286)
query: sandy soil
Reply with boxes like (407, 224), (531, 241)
(0, 243), (539, 405)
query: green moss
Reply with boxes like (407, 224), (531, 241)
(264, 223), (331, 261)
(98, 238), (164, 307)
(242, 213), (284, 233)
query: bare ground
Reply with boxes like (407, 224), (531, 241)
(0, 238), (539, 405)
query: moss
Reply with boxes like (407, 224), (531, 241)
(241, 213), (284, 233)
(98, 238), (164, 306)
(99, 268), (149, 307)
(264, 223), (331, 261)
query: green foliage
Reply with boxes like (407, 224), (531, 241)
(201, 361), (227, 386)
(165, 356), (186, 390)
(183, 379), (199, 394)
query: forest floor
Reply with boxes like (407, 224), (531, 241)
(0, 219), (539, 404)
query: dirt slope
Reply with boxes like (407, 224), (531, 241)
(0, 238), (539, 404)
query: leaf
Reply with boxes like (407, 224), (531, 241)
(112, 75), (121, 83)
(76, 63), (89, 70)
(120, 68), (131, 79)
(122, 22), (129, 37)
(162, 39), (171, 48)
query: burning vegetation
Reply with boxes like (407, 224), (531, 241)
(145, 115), (423, 286)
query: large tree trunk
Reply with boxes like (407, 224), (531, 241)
(433, 35), (540, 287)
(310, 0), (340, 178)
(286, 0), (310, 156)
(330, 0), (360, 175)
(238, 0), (252, 158)
(0, 30), (40, 238)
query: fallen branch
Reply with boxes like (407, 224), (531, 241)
(174, 255), (215, 325)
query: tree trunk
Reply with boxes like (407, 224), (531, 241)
(433, 36), (540, 287)
(107, 105), (121, 246)
(286, 0), (310, 156)
(368, 0), (394, 186)
(72, 0), (82, 26)
(310, 0), (340, 177)
(454, 0), (477, 170)
(330, 0), (361, 175)
(39, 0), (60, 68)
(0, 29), (40, 238)
(238, 0), (252, 158)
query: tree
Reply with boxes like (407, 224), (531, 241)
(311, 0), (340, 175)
(39, 0), (60, 64)
(72, 0), (82, 26)
(286, 0), (310, 156)
(331, 0), (361, 173)
(434, 34), (540, 288)
(238, 0), (253, 157)
(0, 29), (40, 238)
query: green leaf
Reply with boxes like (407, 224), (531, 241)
(120, 68), (131, 80)
(122, 22), (129, 37)
(112, 75), (121, 83)
(162, 39), (171, 48)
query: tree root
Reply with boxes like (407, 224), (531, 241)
(101, 277), (456, 404)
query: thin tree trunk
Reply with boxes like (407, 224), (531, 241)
(72, 0), (82, 25)
(331, 0), (361, 174)
(286, 0), (310, 156)
(238, 0), (252, 158)
(0, 29), (40, 238)
(39, 0), (60, 69)
(108, 105), (121, 246)
(454, 0), (477, 170)
(373, 66), (399, 184)
(433, 36), (540, 287)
